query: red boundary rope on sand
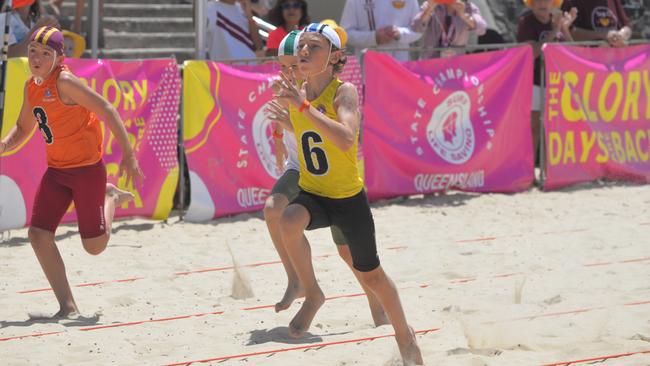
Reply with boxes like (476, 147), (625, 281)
(163, 328), (441, 366)
(540, 349), (650, 366)
(16, 246), (409, 294)
(2, 291), (649, 342)
(3, 253), (649, 342)
(455, 228), (590, 244)
(14, 222), (650, 293)
(456, 222), (649, 244)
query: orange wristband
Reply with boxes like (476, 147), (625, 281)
(273, 130), (284, 139)
(299, 99), (310, 113)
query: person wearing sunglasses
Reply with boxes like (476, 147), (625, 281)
(265, 0), (311, 56)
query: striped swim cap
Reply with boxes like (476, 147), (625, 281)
(278, 30), (302, 57)
(303, 23), (343, 49)
(30, 26), (64, 55)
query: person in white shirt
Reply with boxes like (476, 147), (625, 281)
(205, 0), (262, 61)
(340, 0), (422, 61)
(8, 0), (59, 58)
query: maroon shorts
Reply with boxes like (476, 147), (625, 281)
(31, 160), (107, 239)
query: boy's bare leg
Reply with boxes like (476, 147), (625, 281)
(279, 204), (325, 338)
(336, 244), (389, 326)
(358, 266), (423, 365)
(264, 193), (304, 312)
(28, 227), (79, 318)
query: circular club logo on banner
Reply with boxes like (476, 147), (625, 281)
(410, 67), (495, 164)
(426, 91), (475, 164)
(252, 101), (283, 179)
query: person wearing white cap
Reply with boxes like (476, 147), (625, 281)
(340, 0), (422, 61)
(273, 22), (424, 365)
(265, 29), (389, 328)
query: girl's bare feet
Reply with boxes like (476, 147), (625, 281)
(106, 183), (134, 205)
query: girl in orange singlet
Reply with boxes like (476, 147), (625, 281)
(0, 26), (144, 318)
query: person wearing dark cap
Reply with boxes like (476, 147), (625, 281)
(0, 26), (144, 319)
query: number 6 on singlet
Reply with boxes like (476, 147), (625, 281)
(301, 131), (329, 175)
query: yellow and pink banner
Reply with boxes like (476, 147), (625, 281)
(0, 58), (181, 231)
(544, 44), (650, 189)
(181, 60), (280, 221)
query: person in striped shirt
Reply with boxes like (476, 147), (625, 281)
(205, 0), (263, 60)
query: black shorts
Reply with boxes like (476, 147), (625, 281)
(291, 189), (379, 272)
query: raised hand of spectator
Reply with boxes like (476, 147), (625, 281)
(238, 0), (254, 19)
(448, 1), (466, 16)
(561, 7), (578, 31)
(606, 29), (627, 48)
(375, 26), (395, 45)
(551, 10), (563, 32)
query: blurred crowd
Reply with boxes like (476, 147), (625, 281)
(6, 0), (106, 58)
(5, 0), (643, 60)
(202, 0), (641, 62)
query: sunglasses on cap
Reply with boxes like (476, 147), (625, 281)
(281, 2), (302, 10)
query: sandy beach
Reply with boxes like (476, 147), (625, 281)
(1, 182), (649, 365)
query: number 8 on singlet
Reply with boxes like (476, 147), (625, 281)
(301, 131), (329, 175)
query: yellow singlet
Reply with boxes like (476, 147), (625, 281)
(289, 78), (364, 199)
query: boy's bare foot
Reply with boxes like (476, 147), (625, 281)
(275, 281), (305, 313)
(397, 326), (424, 365)
(288, 289), (325, 338)
(106, 183), (134, 205)
(29, 306), (79, 320)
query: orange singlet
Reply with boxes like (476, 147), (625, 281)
(27, 64), (103, 168)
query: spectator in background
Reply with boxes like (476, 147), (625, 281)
(8, 0), (59, 57)
(340, 0), (422, 62)
(265, 0), (310, 56)
(250, 0), (273, 17)
(411, 0), (487, 59)
(205, 0), (263, 60)
(44, 0), (76, 31)
(517, 0), (576, 163)
(561, 0), (632, 47)
(73, 0), (105, 47)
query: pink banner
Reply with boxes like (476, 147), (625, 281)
(182, 61), (279, 220)
(543, 44), (650, 189)
(362, 48), (535, 200)
(182, 58), (363, 221)
(0, 58), (180, 231)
